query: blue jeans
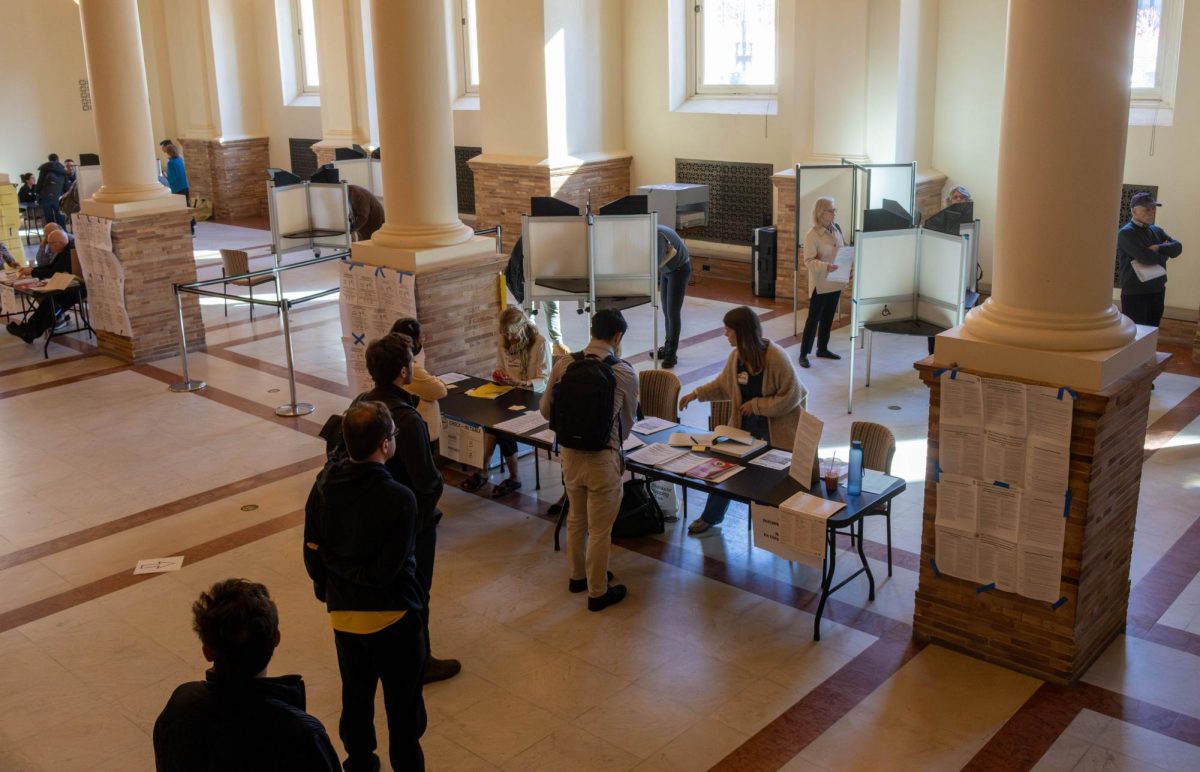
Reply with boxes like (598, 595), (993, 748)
(42, 202), (64, 228)
(700, 415), (769, 525)
(659, 262), (691, 352)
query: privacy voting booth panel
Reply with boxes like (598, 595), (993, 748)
(273, 184), (312, 252)
(522, 216), (590, 302)
(308, 183), (350, 235)
(852, 230), (918, 325)
(592, 215), (658, 298)
(863, 163), (916, 220)
(795, 166), (855, 241)
(917, 229), (969, 329)
(332, 159), (372, 190)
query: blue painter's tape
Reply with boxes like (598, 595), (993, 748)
(976, 582), (996, 594)
(930, 559), (942, 577)
(950, 368), (959, 380)
(352, 333), (365, 345)
(934, 462), (942, 483)
(1057, 386), (1079, 400)
(993, 481), (1010, 489)
(1063, 489), (1073, 519)
(1051, 597), (1068, 610)
(374, 267), (385, 277)
(933, 368), (947, 379)
(347, 262), (356, 271)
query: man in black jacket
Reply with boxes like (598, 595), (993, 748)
(6, 230), (82, 343)
(36, 153), (68, 227)
(305, 400), (429, 772)
(153, 578), (340, 771)
(360, 333), (461, 684)
(1117, 191), (1184, 328)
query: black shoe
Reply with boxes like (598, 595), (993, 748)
(7, 322), (36, 345)
(798, 355), (810, 368)
(569, 571), (614, 594)
(654, 346), (668, 360)
(661, 355), (678, 369)
(588, 585), (627, 612)
(423, 656), (462, 684)
(816, 350), (841, 360)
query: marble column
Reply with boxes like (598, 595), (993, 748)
(311, 0), (372, 167)
(937, 0), (1155, 391)
(78, 0), (180, 218)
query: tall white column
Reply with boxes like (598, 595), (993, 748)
(364, 0), (474, 252)
(961, 0), (1137, 351)
(78, 0), (180, 217)
(312, 0), (371, 156)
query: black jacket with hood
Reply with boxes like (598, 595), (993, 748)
(303, 457), (425, 614)
(357, 382), (444, 532)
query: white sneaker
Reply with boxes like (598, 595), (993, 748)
(687, 520), (713, 535)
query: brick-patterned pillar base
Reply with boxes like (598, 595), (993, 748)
(770, 169), (803, 303)
(413, 252), (505, 377)
(177, 137), (270, 221)
(912, 354), (1167, 684)
(469, 154), (632, 254)
(94, 210), (205, 362)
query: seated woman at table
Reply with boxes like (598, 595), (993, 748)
(460, 306), (552, 498)
(679, 305), (806, 534)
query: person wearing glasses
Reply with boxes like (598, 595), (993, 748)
(304, 399), (429, 771)
(798, 196), (848, 368)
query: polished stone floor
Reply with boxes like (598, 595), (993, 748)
(0, 220), (1198, 770)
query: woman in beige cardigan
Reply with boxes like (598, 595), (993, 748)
(799, 196), (848, 369)
(679, 306), (807, 534)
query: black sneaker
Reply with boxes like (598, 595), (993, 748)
(7, 322), (36, 344)
(588, 585), (627, 612)
(798, 355), (810, 368)
(569, 571), (614, 594)
(661, 355), (678, 369)
(816, 350), (841, 360)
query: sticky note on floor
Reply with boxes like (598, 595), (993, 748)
(134, 556), (185, 575)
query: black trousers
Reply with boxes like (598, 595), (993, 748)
(660, 262), (691, 352)
(334, 612), (428, 772)
(413, 523), (437, 658)
(1121, 291), (1165, 327)
(800, 290), (840, 356)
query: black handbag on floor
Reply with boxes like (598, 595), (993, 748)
(611, 478), (665, 538)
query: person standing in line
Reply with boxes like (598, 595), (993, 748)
(680, 306), (805, 534)
(541, 309), (639, 611)
(1117, 191), (1183, 328)
(798, 196), (848, 369)
(304, 400), (429, 772)
(359, 333), (461, 684)
(391, 317), (448, 456)
(652, 224), (692, 369)
(460, 306), (551, 497)
(153, 579), (340, 771)
(163, 143), (194, 235)
(36, 153), (68, 227)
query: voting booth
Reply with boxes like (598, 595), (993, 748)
(521, 197), (660, 363)
(331, 157), (383, 198)
(791, 163), (868, 334)
(267, 177), (353, 262)
(847, 226), (971, 412)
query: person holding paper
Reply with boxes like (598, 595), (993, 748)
(1117, 191), (1183, 328)
(460, 307), (552, 497)
(5, 229), (82, 344)
(798, 197), (849, 369)
(391, 317), (448, 454)
(679, 306), (806, 534)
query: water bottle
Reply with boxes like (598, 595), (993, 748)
(847, 440), (864, 496)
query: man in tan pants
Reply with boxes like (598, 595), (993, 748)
(541, 309), (639, 611)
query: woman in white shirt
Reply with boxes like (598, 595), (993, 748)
(461, 306), (551, 497)
(798, 196), (848, 369)
(391, 317), (448, 454)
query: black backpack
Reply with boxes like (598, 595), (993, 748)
(611, 479), (665, 537)
(318, 391), (417, 459)
(550, 352), (620, 451)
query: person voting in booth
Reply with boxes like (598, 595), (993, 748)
(798, 197), (849, 369)
(348, 184), (385, 242)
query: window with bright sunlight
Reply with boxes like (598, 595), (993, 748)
(296, 0), (320, 94)
(458, 0), (480, 96)
(694, 0), (777, 95)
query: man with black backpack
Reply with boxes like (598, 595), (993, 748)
(540, 309), (639, 611)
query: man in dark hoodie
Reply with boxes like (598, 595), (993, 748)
(304, 400), (428, 772)
(359, 332), (460, 684)
(153, 578), (340, 771)
(36, 153), (68, 227)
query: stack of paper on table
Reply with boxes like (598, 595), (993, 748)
(860, 469), (902, 494)
(631, 417), (677, 435)
(779, 491), (846, 519)
(667, 425), (767, 458)
(493, 412), (547, 434)
(465, 382), (514, 399)
(625, 444), (743, 483)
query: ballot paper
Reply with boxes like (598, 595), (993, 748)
(530, 428), (557, 445)
(860, 470), (901, 495)
(940, 371), (984, 428)
(1019, 492), (1068, 551)
(1018, 544), (1064, 602)
(657, 452), (710, 474)
(936, 474), (978, 532)
(977, 535), (1018, 593)
(632, 417), (677, 435)
(439, 372), (471, 384)
(750, 503), (824, 566)
(626, 443), (687, 466)
(1026, 438), (1070, 500)
(983, 378), (1028, 436)
(935, 525), (978, 582)
(1027, 385), (1074, 446)
(749, 449), (793, 470)
(622, 435), (645, 451)
(494, 412), (548, 435)
(978, 484), (1021, 543)
(789, 411), (824, 489)
(984, 432), (1027, 487)
(940, 426), (984, 479)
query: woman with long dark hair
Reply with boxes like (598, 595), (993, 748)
(679, 306), (806, 534)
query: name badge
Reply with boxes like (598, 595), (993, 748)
(737, 371), (749, 385)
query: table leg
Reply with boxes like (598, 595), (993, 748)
(534, 446), (541, 490)
(814, 526), (837, 641)
(856, 520), (876, 601)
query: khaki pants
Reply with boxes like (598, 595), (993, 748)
(561, 447), (623, 598)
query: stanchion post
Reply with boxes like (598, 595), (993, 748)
(275, 297), (315, 417)
(168, 286), (207, 393)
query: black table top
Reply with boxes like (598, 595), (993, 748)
(438, 376), (552, 449)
